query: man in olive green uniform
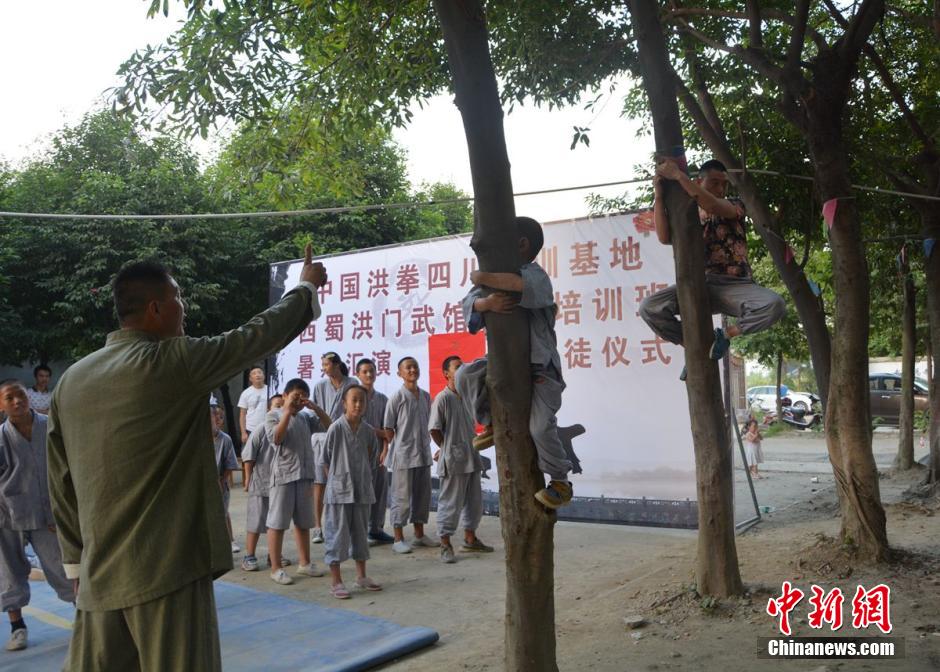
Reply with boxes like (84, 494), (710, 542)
(46, 245), (327, 671)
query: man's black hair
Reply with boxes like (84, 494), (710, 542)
(283, 378), (310, 395)
(516, 216), (544, 262)
(397, 356), (418, 369)
(442, 355), (462, 373)
(698, 159), (728, 176)
(356, 358), (376, 372)
(322, 352), (349, 377)
(33, 364), (52, 377)
(342, 384), (369, 402)
(267, 394), (283, 409)
(0, 379), (25, 392)
(112, 260), (173, 322)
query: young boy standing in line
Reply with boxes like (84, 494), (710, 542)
(316, 386), (382, 599)
(0, 380), (74, 652)
(241, 394), (288, 571)
(430, 357), (493, 564)
(383, 357), (439, 554)
(265, 379), (331, 585)
(355, 359), (394, 545)
(459, 216), (575, 509)
(211, 405), (240, 554)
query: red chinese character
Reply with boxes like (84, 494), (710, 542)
(808, 585), (844, 631)
(851, 584), (892, 634)
(611, 236), (643, 271)
(569, 241), (599, 276)
(428, 262), (451, 290)
(351, 311), (374, 340)
(593, 287), (623, 321)
(324, 314), (344, 341)
(634, 209), (656, 235)
(766, 581), (805, 636)
(317, 280), (333, 304)
(396, 264), (421, 295)
(459, 257), (478, 287)
(539, 245), (559, 279)
(368, 269), (389, 298)
(340, 273), (360, 301)
(298, 324), (316, 343)
(382, 309), (402, 338)
(442, 302), (465, 333)
(297, 355), (315, 380)
(557, 290), (582, 326)
(346, 352), (363, 372)
(372, 350), (392, 376)
(640, 336), (672, 365)
(411, 305), (436, 335)
(563, 337), (592, 369)
(601, 336), (630, 368)
(634, 282), (669, 316)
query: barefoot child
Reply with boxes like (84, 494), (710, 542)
(430, 357), (493, 564)
(211, 405), (240, 554)
(355, 359), (394, 545)
(743, 419), (764, 480)
(241, 394), (288, 571)
(317, 385), (382, 598)
(0, 380), (74, 652)
(265, 379), (331, 585)
(458, 216), (574, 509)
(383, 357), (438, 554)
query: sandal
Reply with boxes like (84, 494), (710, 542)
(355, 577), (383, 592)
(330, 583), (351, 599)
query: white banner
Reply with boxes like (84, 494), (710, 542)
(271, 212), (696, 501)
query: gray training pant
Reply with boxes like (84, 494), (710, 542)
(455, 356), (572, 481)
(436, 471), (483, 538)
(323, 503), (370, 565)
(390, 466), (431, 528)
(0, 527), (75, 611)
(639, 274), (786, 346)
(369, 465), (389, 534)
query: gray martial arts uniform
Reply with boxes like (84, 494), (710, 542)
(313, 376), (360, 421)
(429, 387), (483, 538)
(317, 417), (377, 565)
(383, 386), (432, 528)
(459, 261), (572, 480)
(0, 412), (74, 611)
(265, 409), (321, 530)
(213, 430), (238, 514)
(363, 388), (390, 534)
(242, 426), (272, 534)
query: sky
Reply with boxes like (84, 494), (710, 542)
(0, 1), (655, 223)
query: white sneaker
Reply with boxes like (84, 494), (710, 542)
(270, 569), (294, 585)
(392, 540), (412, 554)
(412, 535), (440, 548)
(231, 541), (241, 553)
(312, 528), (325, 544)
(5, 628), (27, 652)
(296, 563), (325, 577)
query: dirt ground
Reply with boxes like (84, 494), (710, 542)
(221, 430), (940, 671)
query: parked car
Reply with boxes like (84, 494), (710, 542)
(869, 373), (930, 426)
(746, 385), (818, 412)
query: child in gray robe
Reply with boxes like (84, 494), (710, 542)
(0, 380), (74, 652)
(430, 357), (493, 564)
(316, 385), (381, 599)
(211, 405), (240, 554)
(457, 216), (575, 510)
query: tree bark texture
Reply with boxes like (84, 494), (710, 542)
(776, 352), (784, 423)
(922, 209), (940, 484)
(627, 0), (743, 597)
(432, 2), (558, 669)
(674, 81), (832, 411)
(896, 257), (915, 470)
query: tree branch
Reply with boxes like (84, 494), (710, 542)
(837, 0), (887, 64)
(665, 7), (828, 50)
(786, 0), (811, 73)
(745, 0), (763, 48)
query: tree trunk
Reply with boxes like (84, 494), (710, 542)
(674, 82), (832, 411)
(627, 0), (743, 597)
(775, 352), (784, 423)
(896, 256), (916, 470)
(922, 209), (940, 484)
(808, 114), (888, 560)
(432, 2), (558, 669)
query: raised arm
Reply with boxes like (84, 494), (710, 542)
(656, 158), (740, 220)
(652, 174), (670, 245)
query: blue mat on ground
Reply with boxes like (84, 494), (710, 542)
(5, 580), (438, 671)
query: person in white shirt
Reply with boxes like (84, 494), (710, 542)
(25, 365), (53, 415)
(238, 367), (268, 445)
